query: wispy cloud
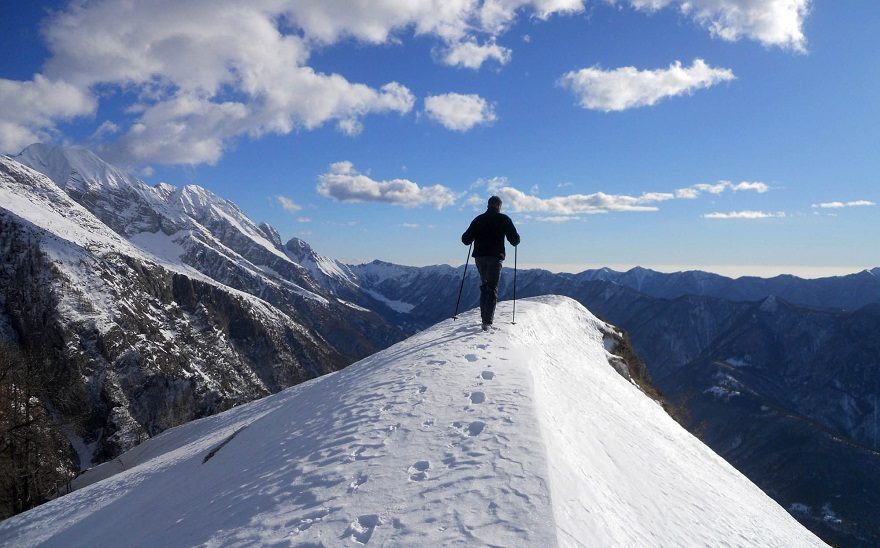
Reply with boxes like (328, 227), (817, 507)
(559, 59), (735, 112)
(317, 161), (457, 209)
(676, 180), (769, 198)
(811, 200), (875, 209)
(702, 210), (785, 219)
(275, 195), (303, 213)
(467, 176), (772, 219)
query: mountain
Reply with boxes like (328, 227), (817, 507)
(0, 297), (823, 547)
(0, 146), (408, 498)
(576, 265), (880, 311)
(343, 261), (880, 545)
(2, 144), (875, 542)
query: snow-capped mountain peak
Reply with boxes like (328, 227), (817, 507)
(0, 297), (824, 546)
(15, 143), (140, 194)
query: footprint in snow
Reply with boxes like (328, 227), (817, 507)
(348, 473), (368, 492)
(480, 371), (494, 380)
(451, 420), (486, 437)
(408, 460), (430, 481)
(343, 514), (381, 544)
(468, 391), (486, 404)
(464, 354), (478, 362)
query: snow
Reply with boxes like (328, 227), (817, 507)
(337, 299), (371, 312)
(363, 288), (415, 313)
(129, 230), (186, 262)
(725, 357), (751, 368)
(0, 296), (824, 547)
(1, 155), (319, 336)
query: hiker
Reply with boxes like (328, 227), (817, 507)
(461, 195), (520, 330)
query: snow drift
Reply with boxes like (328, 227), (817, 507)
(0, 296), (823, 546)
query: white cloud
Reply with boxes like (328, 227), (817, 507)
(89, 120), (120, 142)
(559, 59), (735, 112)
(732, 181), (769, 193)
(468, 176), (773, 219)
(424, 93), (497, 131)
(401, 223), (421, 228)
(0, 0), (808, 158)
(336, 118), (364, 136)
(621, 0), (810, 51)
(479, 0), (587, 34)
(676, 180), (769, 198)
(533, 215), (582, 222)
(0, 74), (96, 152)
(275, 195), (303, 213)
(297, 217), (312, 223)
(812, 200), (875, 209)
(481, 183), (664, 215)
(6, 1), (415, 163)
(702, 210), (785, 219)
(317, 161), (457, 209)
(442, 39), (512, 69)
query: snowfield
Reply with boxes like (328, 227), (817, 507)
(0, 296), (824, 547)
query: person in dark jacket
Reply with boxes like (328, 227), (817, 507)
(461, 195), (520, 330)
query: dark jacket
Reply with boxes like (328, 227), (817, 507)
(462, 208), (520, 260)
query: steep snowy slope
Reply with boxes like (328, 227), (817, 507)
(13, 144), (405, 359)
(0, 297), (823, 547)
(0, 154), (349, 461)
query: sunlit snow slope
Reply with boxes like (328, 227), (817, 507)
(0, 296), (824, 547)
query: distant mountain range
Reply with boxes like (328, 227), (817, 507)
(2, 144), (878, 544)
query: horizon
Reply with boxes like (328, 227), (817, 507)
(2, 1), (878, 275)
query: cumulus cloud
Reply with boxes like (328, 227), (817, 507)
(811, 200), (875, 209)
(317, 161), (457, 209)
(702, 210), (785, 219)
(424, 93), (497, 131)
(559, 59), (735, 111)
(2, 1), (415, 161)
(275, 196), (303, 213)
(0, 0), (809, 158)
(441, 39), (512, 69)
(621, 0), (810, 51)
(0, 74), (96, 152)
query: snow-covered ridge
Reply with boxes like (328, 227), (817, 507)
(0, 296), (823, 547)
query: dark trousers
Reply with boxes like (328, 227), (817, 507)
(474, 256), (502, 325)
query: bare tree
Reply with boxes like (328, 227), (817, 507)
(0, 345), (76, 519)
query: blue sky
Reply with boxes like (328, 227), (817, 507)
(1, 1), (877, 277)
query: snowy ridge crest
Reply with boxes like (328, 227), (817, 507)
(0, 296), (824, 547)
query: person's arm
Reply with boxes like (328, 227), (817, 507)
(462, 218), (477, 245)
(505, 216), (520, 246)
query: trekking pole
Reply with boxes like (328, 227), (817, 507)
(453, 243), (473, 320)
(512, 245), (518, 325)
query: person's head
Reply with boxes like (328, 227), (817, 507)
(488, 195), (502, 211)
